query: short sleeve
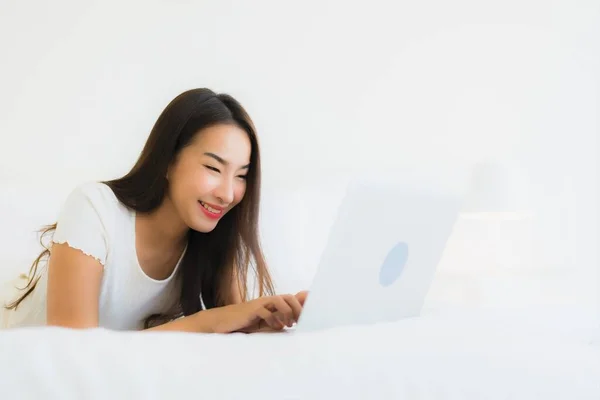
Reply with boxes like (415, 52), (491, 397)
(52, 183), (110, 266)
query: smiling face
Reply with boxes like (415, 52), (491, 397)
(166, 123), (252, 233)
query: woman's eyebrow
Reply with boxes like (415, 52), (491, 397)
(204, 152), (250, 169)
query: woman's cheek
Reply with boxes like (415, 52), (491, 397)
(233, 183), (246, 204)
(197, 170), (218, 189)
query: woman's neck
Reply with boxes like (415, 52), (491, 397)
(136, 198), (188, 254)
(135, 197), (189, 280)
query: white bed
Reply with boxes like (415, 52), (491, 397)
(0, 307), (598, 399)
(1, 184), (598, 399)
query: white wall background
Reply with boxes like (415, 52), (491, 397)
(0, 1), (598, 312)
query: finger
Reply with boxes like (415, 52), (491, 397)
(269, 296), (294, 327)
(271, 311), (287, 327)
(263, 304), (286, 327)
(282, 294), (303, 323)
(256, 307), (284, 331)
(295, 290), (309, 306)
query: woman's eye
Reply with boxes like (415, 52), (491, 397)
(204, 165), (220, 173)
(237, 175), (248, 180)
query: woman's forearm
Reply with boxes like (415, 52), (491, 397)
(146, 308), (219, 333)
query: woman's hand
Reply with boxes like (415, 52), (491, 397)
(240, 291), (310, 333)
(210, 291), (308, 334)
(294, 290), (308, 306)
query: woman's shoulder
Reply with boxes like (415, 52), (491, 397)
(52, 182), (132, 261)
(61, 181), (130, 221)
(71, 181), (118, 203)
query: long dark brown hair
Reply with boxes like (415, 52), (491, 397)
(6, 88), (275, 328)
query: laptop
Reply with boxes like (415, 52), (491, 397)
(282, 176), (465, 333)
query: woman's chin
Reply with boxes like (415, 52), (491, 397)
(188, 218), (219, 233)
(191, 223), (217, 233)
(184, 207), (228, 233)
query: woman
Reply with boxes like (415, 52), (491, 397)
(1, 88), (307, 332)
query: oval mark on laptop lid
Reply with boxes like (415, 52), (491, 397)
(379, 242), (409, 287)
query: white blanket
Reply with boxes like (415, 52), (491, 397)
(1, 308), (598, 400)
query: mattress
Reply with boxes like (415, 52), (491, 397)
(0, 307), (598, 399)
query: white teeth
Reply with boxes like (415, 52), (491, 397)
(200, 201), (222, 214)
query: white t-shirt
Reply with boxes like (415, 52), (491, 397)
(0, 182), (185, 330)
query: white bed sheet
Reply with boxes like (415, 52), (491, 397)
(1, 307), (598, 400)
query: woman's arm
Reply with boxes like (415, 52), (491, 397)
(145, 310), (220, 333)
(147, 268), (244, 332)
(47, 245), (304, 333)
(47, 243), (223, 333)
(46, 243), (104, 328)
